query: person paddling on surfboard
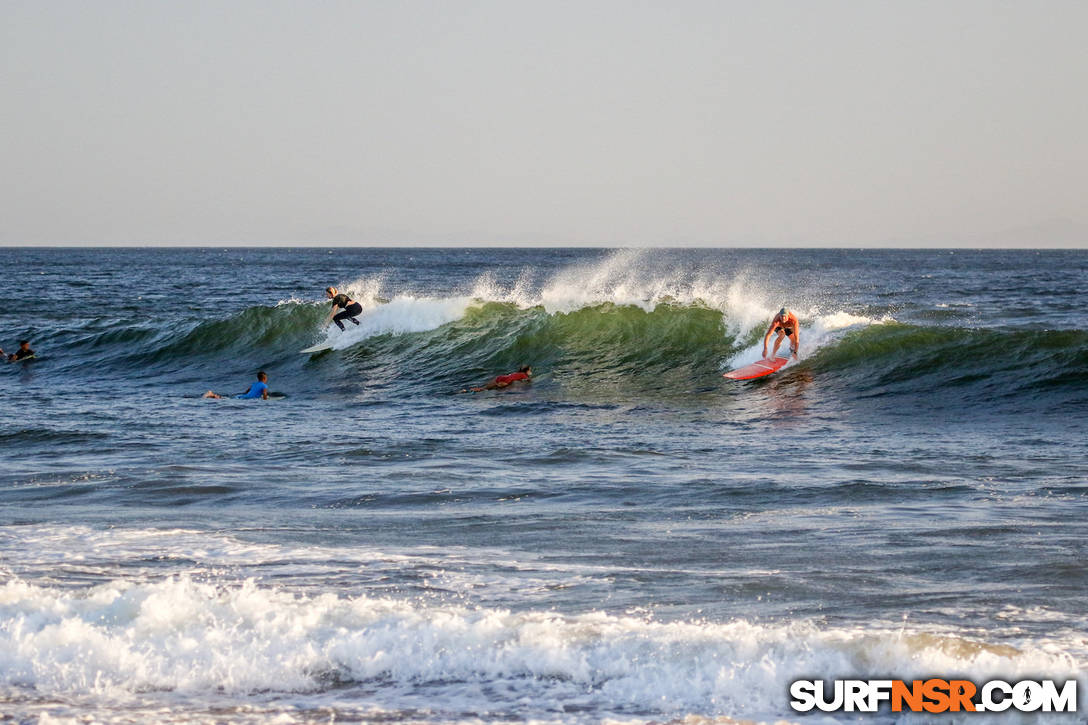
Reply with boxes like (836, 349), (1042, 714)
(763, 308), (799, 360)
(462, 365), (532, 393)
(204, 371), (270, 400)
(324, 287), (363, 331)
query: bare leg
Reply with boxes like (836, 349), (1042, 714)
(770, 331), (785, 357)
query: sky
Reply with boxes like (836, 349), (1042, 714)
(1, 0), (1086, 247)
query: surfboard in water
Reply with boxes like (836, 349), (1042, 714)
(300, 343), (332, 354)
(723, 356), (790, 380)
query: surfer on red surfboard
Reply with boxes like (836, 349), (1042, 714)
(723, 307), (799, 380)
(763, 307), (799, 360)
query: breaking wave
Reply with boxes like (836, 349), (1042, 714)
(22, 251), (1086, 406)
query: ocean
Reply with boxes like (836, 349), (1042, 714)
(0, 247), (1085, 723)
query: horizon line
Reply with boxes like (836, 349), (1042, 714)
(2, 243), (1088, 250)
(1, 241), (1085, 250)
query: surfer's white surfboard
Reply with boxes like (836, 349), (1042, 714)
(300, 343), (332, 354)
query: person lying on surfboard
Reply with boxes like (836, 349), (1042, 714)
(324, 286), (363, 331)
(462, 365), (532, 393)
(204, 371), (270, 400)
(763, 308), (799, 360)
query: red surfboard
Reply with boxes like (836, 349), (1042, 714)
(723, 356), (790, 380)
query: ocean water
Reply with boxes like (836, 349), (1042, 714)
(0, 247), (1085, 723)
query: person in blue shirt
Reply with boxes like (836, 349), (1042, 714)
(203, 371), (270, 400)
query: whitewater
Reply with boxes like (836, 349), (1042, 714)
(306, 249), (876, 364)
(1, 247), (1086, 723)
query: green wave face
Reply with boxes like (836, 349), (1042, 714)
(808, 322), (1088, 398)
(62, 302), (330, 367)
(335, 301), (742, 394)
(164, 303), (330, 358)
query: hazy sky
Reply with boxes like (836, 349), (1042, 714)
(2, 0), (1086, 246)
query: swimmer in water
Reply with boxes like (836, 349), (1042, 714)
(324, 287), (363, 331)
(204, 371), (270, 400)
(463, 365), (532, 393)
(5, 341), (34, 362)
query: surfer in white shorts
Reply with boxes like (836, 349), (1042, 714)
(763, 308), (799, 360)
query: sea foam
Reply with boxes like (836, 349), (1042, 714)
(3, 525), (1085, 722)
(2, 574), (1082, 722)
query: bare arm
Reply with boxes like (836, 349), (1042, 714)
(762, 322), (777, 357)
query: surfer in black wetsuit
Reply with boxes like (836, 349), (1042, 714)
(324, 287), (363, 331)
(5, 341), (34, 362)
(763, 308), (799, 359)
